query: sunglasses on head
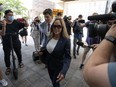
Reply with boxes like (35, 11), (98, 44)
(53, 25), (62, 29)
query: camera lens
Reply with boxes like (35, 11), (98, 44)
(36, 20), (40, 22)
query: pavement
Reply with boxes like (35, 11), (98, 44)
(0, 34), (90, 87)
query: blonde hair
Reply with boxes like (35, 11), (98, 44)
(50, 18), (69, 39)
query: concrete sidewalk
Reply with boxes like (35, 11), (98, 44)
(0, 35), (89, 87)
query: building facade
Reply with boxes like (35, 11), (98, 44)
(30, 0), (55, 20)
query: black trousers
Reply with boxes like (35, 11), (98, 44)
(3, 43), (22, 67)
(48, 67), (60, 87)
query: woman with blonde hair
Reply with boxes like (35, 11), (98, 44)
(50, 17), (69, 39)
(40, 17), (71, 87)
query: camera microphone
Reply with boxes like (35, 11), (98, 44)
(88, 13), (116, 20)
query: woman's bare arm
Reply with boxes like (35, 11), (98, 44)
(83, 24), (116, 87)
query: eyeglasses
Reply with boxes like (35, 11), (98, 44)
(53, 25), (62, 29)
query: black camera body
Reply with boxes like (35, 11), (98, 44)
(87, 1), (116, 40)
(78, 20), (85, 23)
(86, 21), (110, 40)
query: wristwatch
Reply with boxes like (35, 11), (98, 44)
(105, 36), (116, 45)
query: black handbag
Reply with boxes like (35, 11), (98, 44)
(39, 47), (47, 64)
(32, 51), (40, 61)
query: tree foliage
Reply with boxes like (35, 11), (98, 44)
(0, 0), (28, 16)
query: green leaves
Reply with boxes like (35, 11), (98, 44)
(0, 0), (27, 16)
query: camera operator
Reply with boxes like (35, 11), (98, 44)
(83, 23), (116, 87)
(79, 13), (100, 69)
(0, 10), (28, 75)
(72, 14), (85, 58)
(64, 16), (72, 36)
(82, 3), (116, 86)
(30, 16), (41, 52)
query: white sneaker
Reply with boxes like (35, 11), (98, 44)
(0, 79), (8, 86)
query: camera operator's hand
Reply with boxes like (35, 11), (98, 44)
(91, 44), (99, 50)
(106, 24), (116, 38)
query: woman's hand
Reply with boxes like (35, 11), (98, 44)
(38, 51), (43, 56)
(56, 73), (64, 82)
(91, 44), (99, 50)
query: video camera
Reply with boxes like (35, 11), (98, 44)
(76, 41), (94, 48)
(78, 20), (85, 23)
(87, 1), (116, 40)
